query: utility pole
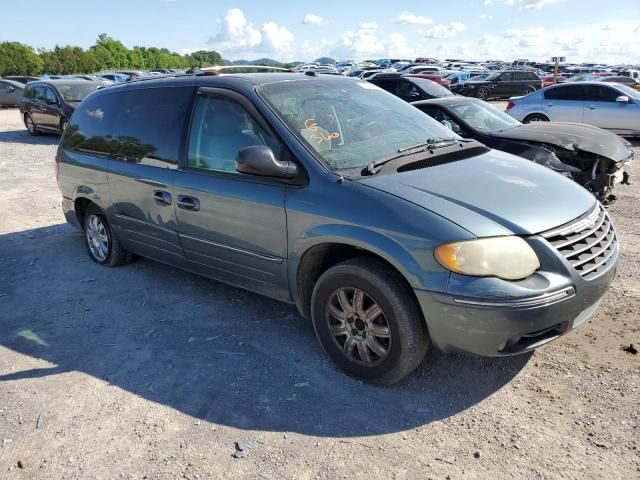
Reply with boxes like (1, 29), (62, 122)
(551, 56), (566, 84)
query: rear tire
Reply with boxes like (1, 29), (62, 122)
(24, 113), (39, 136)
(523, 113), (549, 123)
(311, 257), (429, 385)
(522, 87), (536, 96)
(83, 205), (132, 267)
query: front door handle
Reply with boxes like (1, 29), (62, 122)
(153, 190), (172, 205)
(177, 195), (200, 211)
(588, 104), (596, 110)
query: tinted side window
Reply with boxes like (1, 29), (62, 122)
(34, 86), (46, 100)
(544, 85), (584, 101)
(45, 87), (57, 103)
(187, 96), (278, 173)
(499, 72), (513, 81)
(61, 93), (116, 156)
(585, 85), (620, 102)
(513, 72), (525, 81)
(23, 86), (34, 98)
(110, 87), (193, 167)
(373, 80), (398, 94)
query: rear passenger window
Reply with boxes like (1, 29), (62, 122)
(187, 96), (279, 173)
(61, 94), (116, 157)
(544, 85), (584, 101)
(110, 87), (193, 167)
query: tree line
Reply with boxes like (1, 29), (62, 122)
(0, 34), (223, 76)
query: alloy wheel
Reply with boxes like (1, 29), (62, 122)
(326, 287), (392, 366)
(478, 88), (488, 100)
(25, 115), (34, 134)
(86, 214), (110, 262)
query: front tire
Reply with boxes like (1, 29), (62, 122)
(311, 258), (429, 385)
(477, 87), (489, 100)
(24, 113), (39, 136)
(523, 113), (549, 123)
(83, 205), (132, 266)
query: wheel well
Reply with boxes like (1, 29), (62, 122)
(295, 243), (417, 319)
(74, 198), (95, 226)
(524, 113), (549, 122)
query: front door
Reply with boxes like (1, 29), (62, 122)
(107, 86), (194, 264)
(42, 86), (62, 130)
(492, 72), (518, 97)
(582, 85), (639, 133)
(174, 89), (290, 300)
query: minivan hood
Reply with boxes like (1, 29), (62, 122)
(359, 150), (596, 238)
(492, 122), (632, 162)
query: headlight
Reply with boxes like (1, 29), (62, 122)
(434, 236), (540, 280)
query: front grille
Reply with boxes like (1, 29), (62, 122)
(541, 204), (617, 280)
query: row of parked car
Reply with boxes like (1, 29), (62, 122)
(50, 70), (624, 383)
(0, 69), (188, 108)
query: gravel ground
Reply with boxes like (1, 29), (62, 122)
(0, 106), (638, 479)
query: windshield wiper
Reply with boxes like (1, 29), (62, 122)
(366, 137), (461, 175)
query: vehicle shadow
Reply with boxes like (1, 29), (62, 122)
(0, 223), (531, 437)
(0, 129), (60, 145)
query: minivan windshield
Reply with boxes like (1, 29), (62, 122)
(258, 79), (460, 171)
(55, 83), (101, 102)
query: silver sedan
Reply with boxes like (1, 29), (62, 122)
(505, 82), (640, 136)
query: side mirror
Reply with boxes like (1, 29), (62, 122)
(236, 146), (297, 179)
(616, 95), (630, 103)
(7, 86), (15, 92)
(46, 98), (57, 105)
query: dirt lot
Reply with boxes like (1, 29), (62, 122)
(0, 106), (638, 480)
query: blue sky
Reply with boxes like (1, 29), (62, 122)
(2, 0), (639, 63)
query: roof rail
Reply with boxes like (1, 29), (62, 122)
(197, 65), (293, 74)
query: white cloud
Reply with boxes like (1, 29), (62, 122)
(303, 14), (326, 25)
(479, 14), (494, 20)
(395, 11), (433, 25)
(423, 22), (467, 39)
(261, 21), (294, 55)
(485, 0), (564, 8)
(478, 34), (497, 45)
(359, 21), (379, 30)
(209, 8), (294, 59)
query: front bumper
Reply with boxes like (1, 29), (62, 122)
(414, 246), (618, 357)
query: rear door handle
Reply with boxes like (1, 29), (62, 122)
(153, 190), (172, 205)
(177, 195), (200, 211)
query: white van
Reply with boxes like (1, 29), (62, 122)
(620, 69), (640, 81)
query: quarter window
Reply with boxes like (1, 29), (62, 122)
(61, 94), (116, 157)
(187, 96), (278, 173)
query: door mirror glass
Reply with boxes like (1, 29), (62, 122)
(236, 146), (297, 179)
(616, 95), (630, 103)
(46, 97), (57, 105)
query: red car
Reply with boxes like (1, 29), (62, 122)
(540, 75), (567, 88)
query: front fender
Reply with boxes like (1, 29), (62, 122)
(288, 223), (452, 302)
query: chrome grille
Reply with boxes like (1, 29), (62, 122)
(542, 204), (617, 280)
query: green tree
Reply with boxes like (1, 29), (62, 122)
(0, 42), (43, 76)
